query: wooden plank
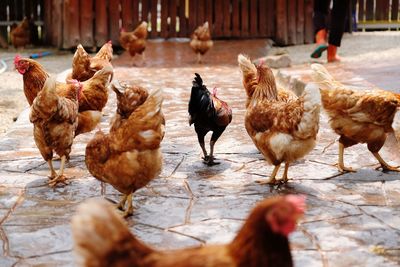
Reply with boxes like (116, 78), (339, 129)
(51, 0), (62, 47)
(80, 0), (94, 47)
(197, 0), (205, 26)
(231, 0), (240, 37)
(304, 0), (313, 44)
(95, 0), (108, 46)
(275, 0), (288, 45)
(109, 0), (120, 45)
(188, 0), (198, 33)
(266, 0), (275, 37)
(0, 0), (10, 47)
(63, 0), (80, 49)
(365, 0), (374, 20)
(150, 0), (158, 37)
(169, 0), (178, 37)
(258, 0), (267, 37)
(375, 0), (383, 20)
(160, 0), (169, 38)
(358, 0), (365, 21)
(204, 0), (213, 26)
(241, 0), (249, 37)
(214, 0), (223, 37)
(43, 0), (52, 45)
(141, 0), (149, 22)
(222, 0), (231, 36)
(382, 0), (390, 20)
(121, 0), (133, 30)
(296, 0), (304, 44)
(392, 0), (399, 21)
(249, 0), (257, 36)
(287, 0), (296, 44)
(132, 0), (139, 26)
(178, 0), (187, 37)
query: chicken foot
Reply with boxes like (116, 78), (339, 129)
(281, 162), (290, 183)
(48, 155), (70, 187)
(205, 140), (220, 166)
(336, 142), (356, 173)
(122, 194), (134, 218)
(197, 53), (202, 64)
(116, 195), (128, 211)
(256, 164), (281, 185)
(372, 152), (400, 172)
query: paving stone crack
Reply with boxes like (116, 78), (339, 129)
(299, 225), (329, 267)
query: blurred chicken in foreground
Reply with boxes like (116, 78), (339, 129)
(190, 22), (213, 64)
(85, 85), (164, 217)
(238, 54), (320, 184)
(14, 56), (113, 136)
(72, 194), (305, 267)
(30, 76), (81, 187)
(188, 73), (232, 165)
(311, 63), (400, 172)
(119, 21), (148, 66)
(68, 41), (114, 82)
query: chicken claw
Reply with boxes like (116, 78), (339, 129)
(335, 163), (356, 173)
(255, 165), (280, 185)
(48, 175), (70, 187)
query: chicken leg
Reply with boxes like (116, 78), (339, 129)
(47, 159), (57, 179)
(256, 164), (280, 185)
(48, 155), (70, 187)
(372, 152), (400, 172)
(206, 140), (220, 166)
(336, 142), (355, 173)
(116, 195), (128, 211)
(123, 194), (134, 218)
(281, 162), (290, 183)
(197, 53), (202, 64)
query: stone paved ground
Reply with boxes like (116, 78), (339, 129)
(1, 39), (400, 266)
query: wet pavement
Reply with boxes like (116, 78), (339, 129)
(1, 39), (400, 266)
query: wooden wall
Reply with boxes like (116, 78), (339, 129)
(1, 0), (400, 49)
(43, 0), (315, 49)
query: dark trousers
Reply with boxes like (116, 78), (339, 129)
(313, 0), (350, 47)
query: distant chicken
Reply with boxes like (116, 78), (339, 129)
(188, 73), (232, 165)
(311, 63), (400, 172)
(68, 41), (113, 82)
(85, 87), (164, 217)
(72, 194), (305, 267)
(15, 56), (113, 136)
(190, 22), (213, 64)
(30, 76), (81, 187)
(238, 54), (320, 184)
(119, 21), (148, 65)
(11, 17), (30, 49)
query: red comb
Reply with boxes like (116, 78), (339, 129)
(107, 40), (112, 44)
(285, 194), (306, 214)
(257, 59), (265, 67)
(14, 54), (22, 65)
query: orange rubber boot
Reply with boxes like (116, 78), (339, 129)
(327, 45), (341, 62)
(315, 29), (327, 44)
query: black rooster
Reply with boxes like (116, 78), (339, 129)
(188, 73), (232, 165)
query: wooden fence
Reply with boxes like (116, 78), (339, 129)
(1, 0), (400, 49)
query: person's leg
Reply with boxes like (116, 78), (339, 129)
(311, 0), (330, 58)
(328, 0), (350, 62)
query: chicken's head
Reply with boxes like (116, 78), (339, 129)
(265, 194), (305, 237)
(14, 55), (31, 74)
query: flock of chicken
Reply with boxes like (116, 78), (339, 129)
(12, 20), (400, 266)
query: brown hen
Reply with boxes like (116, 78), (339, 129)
(15, 57), (113, 136)
(30, 76), (81, 187)
(238, 54), (321, 184)
(119, 21), (148, 66)
(311, 63), (400, 172)
(85, 87), (164, 217)
(11, 17), (30, 49)
(190, 22), (213, 64)
(72, 194), (305, 267)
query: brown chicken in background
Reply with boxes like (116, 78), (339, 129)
(188, 73), (232, 165)
(10, 17), (30, 49)
(72, 194), (305, 267)
(119, 21), (148, 66)
(190, 22), (213, 64)
(238, 54), (321, 184)
(30, 76), (81, 187)
(85, 87), (164, 217)
(311, 63), (400, 172)
(68, 41), (113, 82)
(14, 56), (113, 136)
